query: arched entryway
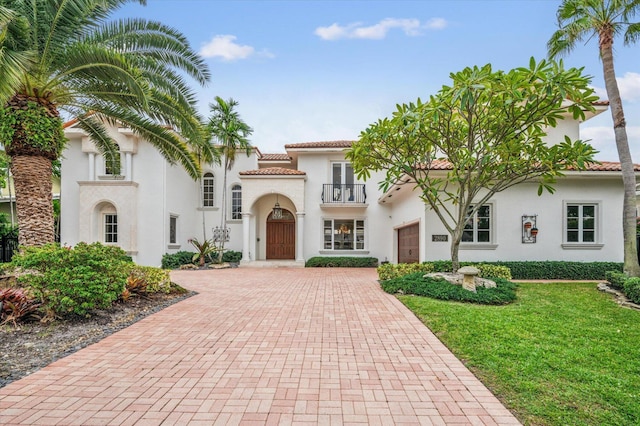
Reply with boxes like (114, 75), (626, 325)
(266, 209), (295, 259)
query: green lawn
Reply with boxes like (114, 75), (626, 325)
(399, 282), (640, 425)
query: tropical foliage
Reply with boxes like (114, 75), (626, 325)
(206, 96), (253, 261)
(347, 58), (598, 271)
(0, 0), (211, 246)
(548, 0), (640, 276)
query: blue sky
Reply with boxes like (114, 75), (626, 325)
(115, 0), (639, 161)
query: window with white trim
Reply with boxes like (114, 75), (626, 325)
(231, 184), (242, 220)
(462, 205), (492, 243)
(323, 219), (365, 250)
(169, 215), (178, 244)
(202, 172), (215, 207)
(104, 144), (121, 175)
(566, 203), (597, 243)
(104, 214), (118, 243)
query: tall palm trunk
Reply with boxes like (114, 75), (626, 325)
(600, 33), (640, 276)
(217, 163), (229, 262)
(10, 155), (55, 246)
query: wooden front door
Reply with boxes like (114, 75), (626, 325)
(266, 210), (295, 260)
(398, 223), (419, 264)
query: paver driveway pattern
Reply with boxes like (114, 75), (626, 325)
(0, 268), (520, 425)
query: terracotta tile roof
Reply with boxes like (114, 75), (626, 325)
(592, 100), (609, 106)
(418, 159), (640, 172)
(240, 167), (306, 176)
(284, 140), (355, 149)
(259, 153), (291, 161)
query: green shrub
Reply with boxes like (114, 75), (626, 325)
(162, 251), (197, 269)
(10, 243), (132, 318)
(491, 261), (621, 280)
(305, 256), (378, 267)
(605, 270), (627, 290)
(380, 272), (517, 305)
(377, 262), (511, 281)
(391, 260), (620, 280)
(377, 263), (434, 280)
(623, 277), (640, 304)
(222, 250), (242, 263)
(127, 265), (172, 294)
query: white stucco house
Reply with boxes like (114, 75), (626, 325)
(60, 102), (638, 267)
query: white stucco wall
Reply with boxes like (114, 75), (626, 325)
(388, 175), (625, 263)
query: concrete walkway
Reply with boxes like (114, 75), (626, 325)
(0, 268), (520, 425)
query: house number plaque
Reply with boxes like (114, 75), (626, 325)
(432, 234), (448, 242)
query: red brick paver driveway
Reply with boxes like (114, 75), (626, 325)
(0, 268), (520, 425)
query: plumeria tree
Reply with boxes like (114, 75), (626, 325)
(347, 58), (599, 271)
(548, 0), (640, 276)
(0, 0), (211, 247)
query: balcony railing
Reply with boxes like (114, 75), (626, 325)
(321, 184), (366, 204)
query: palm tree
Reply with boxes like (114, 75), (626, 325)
(206, 96), (252, 262)
(0, 0), (211, 247)
(548, 0), (640, 276)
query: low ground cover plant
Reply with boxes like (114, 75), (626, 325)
(381, 272), (517, 304)
(305, 256), (378, 267)
(400, 282), (640, 425)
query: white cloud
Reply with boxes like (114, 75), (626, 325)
(618, 72), (640, 102)
(199, 35), (255, 61)
(581, 125), (640, 162)
(314, 17), (447, 41)
(591, 72), (640, 103)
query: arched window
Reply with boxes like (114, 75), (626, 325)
(202, 172), (215, 207)
(104, 144), (121, 175)
(231, 184), (242, 220)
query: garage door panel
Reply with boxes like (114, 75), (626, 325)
(398, 224), (419, 264)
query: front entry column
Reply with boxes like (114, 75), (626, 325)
(242, 212), (252, 262)
(296, 212), (305, 262)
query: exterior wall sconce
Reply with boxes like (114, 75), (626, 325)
(522, 215), (538, 243)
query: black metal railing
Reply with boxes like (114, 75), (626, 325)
(321, 184), (366, 204)
(0, 234), (18, 263)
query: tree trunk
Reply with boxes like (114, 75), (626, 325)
(450, 228), (462, 272)
(600, 38), (640, 276)
(217, 166), (228, 262)
(10, 155), (55, 246)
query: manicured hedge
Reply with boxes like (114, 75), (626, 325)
(490, 261), (622, 280)
(305, 256), (378, 268)
(623, 277), (640, 304)
(380, 260), (621, 281)
(380, 272), (517, 305)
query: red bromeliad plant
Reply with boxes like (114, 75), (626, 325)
(0, 287), (41, 326)
(188, 237), (216, 267)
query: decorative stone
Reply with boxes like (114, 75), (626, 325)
(457, 266), (479, 292)
(424, 270), (497, 292)
(208, 262), (231, 269)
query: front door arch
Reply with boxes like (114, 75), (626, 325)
(266, 209), (295, 260)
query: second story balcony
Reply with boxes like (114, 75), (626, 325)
(321, 184), (367, 207)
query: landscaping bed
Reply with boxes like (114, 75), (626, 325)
(0, 290), (193, 388)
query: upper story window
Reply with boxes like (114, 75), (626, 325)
(202, 172), (215, 207)
(231, 184), (242, 220)
(104, 144), (122, 176)
(565, 203), (599, 244)
(462, 205), (492, 243)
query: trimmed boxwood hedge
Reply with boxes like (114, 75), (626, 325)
(381, 272), (517, 305)
(305, 256), (378, 267)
